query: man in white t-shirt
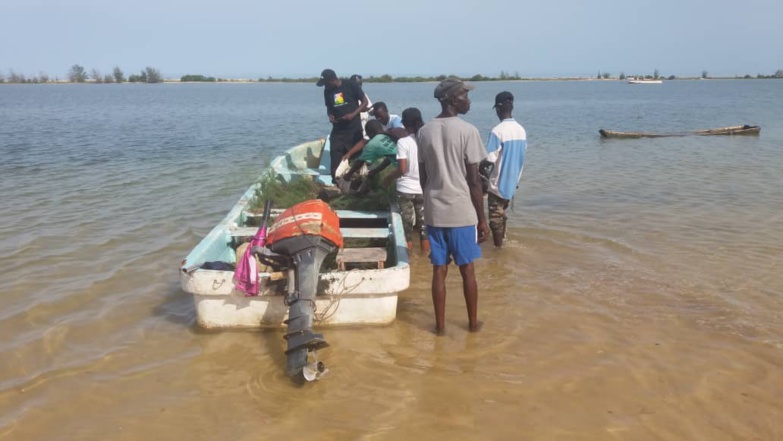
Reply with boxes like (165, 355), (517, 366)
(385, 107), (428, 252)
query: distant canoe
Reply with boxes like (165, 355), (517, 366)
(599, 125), (761, 139)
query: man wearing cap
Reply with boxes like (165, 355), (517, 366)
(317, 69), (368, 179)
(417, 77), (489, 335)
(484, 91), (527, 247)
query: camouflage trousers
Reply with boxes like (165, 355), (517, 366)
(397, 191), (426, 242)
(488, 192), (510, 234)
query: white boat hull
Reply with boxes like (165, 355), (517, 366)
(182, 260), (408, 328)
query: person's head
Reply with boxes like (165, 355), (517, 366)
(350, 74), (363, 87)
(372, 102), (390, 124)
(401, 107), (424, 134)
(493, 91), (514, 119)
(316, 69), (339, 88)
(365, 119), (384, 138)
(434, 77), (474, 115)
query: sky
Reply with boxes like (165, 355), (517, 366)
(1, 0), (782, 80)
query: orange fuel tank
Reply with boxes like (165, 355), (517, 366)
(266, 199), (343, 249)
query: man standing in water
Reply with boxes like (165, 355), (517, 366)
(418, 78), (489, 335)
(484, 91), (527, 247)
(318, 69), (368, 179)
(385, 107), (428, 253)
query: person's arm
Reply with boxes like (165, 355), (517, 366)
(466, 162), (489, 243)
(485, 131), (501, 163)
(340, 83), (367, 122)
(384, 158), (407, 186)
(419, 161), (427, 190)
(325, 91), (335, 123)
(342, 138), (368, 162)
(359, 93), (371, 113)
(343, 160), (365, 182)
(368, 157), (392, 177)
(385, 127), (408, 141)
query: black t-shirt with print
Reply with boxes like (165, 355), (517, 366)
(323, 79), (364, 131)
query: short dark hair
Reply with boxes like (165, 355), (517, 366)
(372, 101), (388, 112)
(401, 107), (422, 126)
(350, 74), (362, 82)
(365, 119), (384, 137)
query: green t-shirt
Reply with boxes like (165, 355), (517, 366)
(358, 134), (398, 166)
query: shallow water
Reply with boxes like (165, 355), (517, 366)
(1, 80), (782, 440)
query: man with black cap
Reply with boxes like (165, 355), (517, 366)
(317, 69), (368, 179)
(417, 77), (489, 335)
(484, 91), (527, 247)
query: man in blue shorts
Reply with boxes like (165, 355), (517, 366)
(418, 78), (490, 335)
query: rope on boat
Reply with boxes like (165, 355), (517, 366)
(314, 268), (365, 323)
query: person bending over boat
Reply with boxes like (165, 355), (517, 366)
(483, 91), (528, 247)
(383, 107), (428, 252)
(418, 78), (489, 335)
(340, 120), (397, 188)
(317, 68), (369, 179)
(371, 101), (404, 131)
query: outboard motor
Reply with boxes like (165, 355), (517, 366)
(260, 200), (343, 381)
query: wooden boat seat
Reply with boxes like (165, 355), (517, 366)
(336, 247), (387, 270)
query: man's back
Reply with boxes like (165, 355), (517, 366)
(486, 119), (527, 200)
(417, 117), (485, 227)
(396, 134), (422, 194)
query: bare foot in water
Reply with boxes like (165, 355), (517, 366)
(469, 321), (483, 333)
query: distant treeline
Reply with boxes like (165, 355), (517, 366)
(0, 64), (163, 84)
(258, 72), (529, 83)
(2, 67), (783, 84)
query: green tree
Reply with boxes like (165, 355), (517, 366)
(701, 70), (709, 79)
(91, 69), (103, 83)
(601, 72), (610, 79)
(668, 75), (676, 80)
(619, 72), (626, 80)
(69, 64), (88, 82)
(653, 69), (659, 79)
(144, 66), (162, 83)
(113, 66), (125, 83)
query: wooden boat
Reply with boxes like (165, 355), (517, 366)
(599, 125), (761, 139)
(180, 138), (410, 330)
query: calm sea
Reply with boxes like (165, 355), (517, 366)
(1, 80), (782, 440)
